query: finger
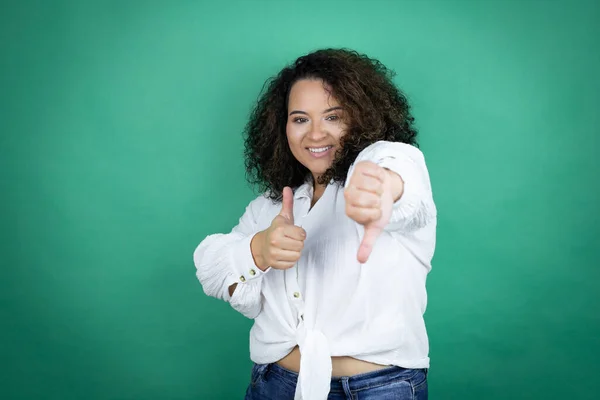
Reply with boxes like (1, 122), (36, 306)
(357, 162), (386, 183)
(278, 236), (304, 252)
(354, 175), (384, 195)
(357, 226), (382, 263)
(361, 170), (386, 185)
(283, 225), (306, 241)
(346, 205), (382, 225)
(347, 191), (381, 208)
(273, 249), (302, 263)
(279, 186), (294, 222)
(270, 260), (297, 270)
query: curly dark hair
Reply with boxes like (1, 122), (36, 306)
(243, 48), (418, 201)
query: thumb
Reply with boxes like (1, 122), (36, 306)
(357, 225), (382, 263)
(279, 186), (294, 222)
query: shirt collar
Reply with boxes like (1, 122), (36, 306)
(294, 179), (313, 200)
(293, 176), (336, 200)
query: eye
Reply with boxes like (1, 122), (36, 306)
(325, 114), (339, 121)
(293, 117), (308, 123)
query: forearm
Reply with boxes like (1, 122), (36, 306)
(250, 231), (270, 271)
(228, 230), (268, 297)
(194, 232), (265, 318)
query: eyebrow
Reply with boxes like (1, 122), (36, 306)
(289, 106), (343, 116)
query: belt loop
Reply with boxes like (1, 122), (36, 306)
(262, 363), (272, 381)
(341, 376), (352, 398)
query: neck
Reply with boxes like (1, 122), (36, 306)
(311, 175), (327, 207)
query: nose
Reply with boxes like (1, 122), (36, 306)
(307, 120), (327, 141)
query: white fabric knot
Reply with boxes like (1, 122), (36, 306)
(294, 328), (332, 400)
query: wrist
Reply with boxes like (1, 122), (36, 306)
(250, 231), (269, 271)
(384, 168), (404, 202)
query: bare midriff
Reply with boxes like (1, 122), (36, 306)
(276, 345), (389, 378)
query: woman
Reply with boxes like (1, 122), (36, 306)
(194, 48), (436, 400)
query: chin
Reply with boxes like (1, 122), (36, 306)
(307, 167), (330, 180)
(299, 158), (333, 180)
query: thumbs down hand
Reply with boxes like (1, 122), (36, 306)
(344, 161), (404, 263)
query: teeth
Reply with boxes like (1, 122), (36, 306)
(309, 146), (332, 153)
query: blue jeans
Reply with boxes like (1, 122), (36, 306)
(244, 362), (428, 399)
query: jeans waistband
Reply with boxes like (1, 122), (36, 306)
(268, 362), (424, 393)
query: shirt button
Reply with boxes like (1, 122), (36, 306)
(293, 292), (300, 298)
(239, 276), (246, 282)
(249, 269), (256, 276)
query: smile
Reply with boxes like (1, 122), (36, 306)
(308, 146), (333, 153)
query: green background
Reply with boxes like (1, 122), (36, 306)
(2, 0), (598, 399)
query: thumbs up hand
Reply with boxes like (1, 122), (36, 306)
(250, 187), (306, 271)
(344, 161), (404, 263)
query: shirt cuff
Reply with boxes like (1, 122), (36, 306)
(377, 155), (419, 210)
(378, 154), (434, 232)
(229, 234), (270, 284)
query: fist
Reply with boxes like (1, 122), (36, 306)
(345, 161), (401, 263)
(252, 187), (306, 270)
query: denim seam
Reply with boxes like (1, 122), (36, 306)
(412, 371), (428, 391)
(268, 367), (297, 388)
(250, 364), (265, 387)
(353, 368), (420, 392)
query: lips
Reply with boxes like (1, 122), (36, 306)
(308, 145), (333, 153)
(307, 145), (334, 158)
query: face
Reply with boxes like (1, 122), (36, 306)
(286, 79), (347, 182)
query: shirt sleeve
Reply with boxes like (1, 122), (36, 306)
(346, 140), (437, 233)
(193, 195), (271, 319)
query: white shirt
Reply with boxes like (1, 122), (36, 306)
(194, 141), (437, 400)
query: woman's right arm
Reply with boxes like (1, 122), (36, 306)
(193, 195), (269, 319)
